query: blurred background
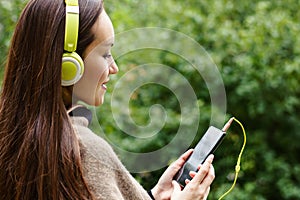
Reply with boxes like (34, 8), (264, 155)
(1, 0), (299, 199)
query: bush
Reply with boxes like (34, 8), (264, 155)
(1, 0), (299, 199)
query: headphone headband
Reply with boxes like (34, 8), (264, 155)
(64, 0), (79, 52)
(61, 0), (84, 86)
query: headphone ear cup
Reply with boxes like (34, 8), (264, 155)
(61, 52), (84, 86)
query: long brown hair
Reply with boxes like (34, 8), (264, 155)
(0, 0), (103, 199)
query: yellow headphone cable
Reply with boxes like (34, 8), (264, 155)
(218, 117), (247, 200)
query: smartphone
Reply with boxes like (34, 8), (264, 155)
(174, 126), (226, 187)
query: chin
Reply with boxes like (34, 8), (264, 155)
(94, 96), (105, 106)
(94, 101), (104, 106)
(75, 95), (104, 107)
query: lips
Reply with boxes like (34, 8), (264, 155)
(101, 84), (107, 90)
(101, 79), (109, 90)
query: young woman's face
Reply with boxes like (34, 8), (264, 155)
(73, 10), (118, 106)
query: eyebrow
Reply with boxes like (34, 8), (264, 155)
(102, 41), (114, 47)
(106, 42), (114, 47)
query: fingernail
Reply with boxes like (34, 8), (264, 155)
(208, 154), (214, 162)
(197, 164), (202, 169)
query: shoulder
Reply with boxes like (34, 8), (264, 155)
(70, 116), (151, 200)
(70, 116), (120, 168)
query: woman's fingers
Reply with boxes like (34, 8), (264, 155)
(177, 149), (194, 164)
(159, 149), (194, 184)
(171, 180), (182, 197)
(199, 164), (215, 186)
(185, 179), (190, 185)
(171, 155), (215, 200)
(190, 155), (214, 184)
(184, 155), (214, 187)
(168, 149), (194, 174)
(189, 171), (197, 178)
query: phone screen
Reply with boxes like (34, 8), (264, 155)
(191, 126), (226, 166)
(174, 126), (226, 187)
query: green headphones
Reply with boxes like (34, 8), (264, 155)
(61, 0), (84, 86)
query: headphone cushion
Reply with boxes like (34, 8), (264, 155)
(62, 52), (84, 86)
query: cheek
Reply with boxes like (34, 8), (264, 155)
(72, 56), (108, 104)
(84, 53), (110, 84)
(86, 64), (105, 84)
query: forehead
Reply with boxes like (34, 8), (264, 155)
(94, 9), (114, 42)
(86, 9), (114, 52)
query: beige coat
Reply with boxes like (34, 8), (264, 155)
(71, 116), (152, 200)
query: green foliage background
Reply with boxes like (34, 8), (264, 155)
(1, 0), (300, 199)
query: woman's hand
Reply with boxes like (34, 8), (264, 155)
(171, 155), (215, 200)
(151, 149), (194, 200)
(151, 150), (215, 200)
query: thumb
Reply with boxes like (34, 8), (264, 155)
(171, 180), (181, 197)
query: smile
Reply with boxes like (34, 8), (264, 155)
(101, 79), (109, 90)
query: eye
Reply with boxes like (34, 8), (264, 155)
(103, 53), (112, 59)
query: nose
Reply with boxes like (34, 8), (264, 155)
(109, 58), (119, 74)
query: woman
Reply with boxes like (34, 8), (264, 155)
(0, 0), (215, 199)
